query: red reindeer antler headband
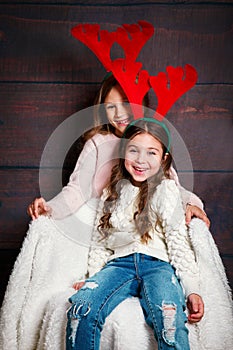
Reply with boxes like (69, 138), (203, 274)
(71, 21), (198, 120)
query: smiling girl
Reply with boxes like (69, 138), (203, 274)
(66, 118), (204, 350)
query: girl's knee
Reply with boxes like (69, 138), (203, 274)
(161, 302), (189, 347)
(146, 300), (188, 348)
(67, 282), (101, 332)
(69, 280), (100, 303)
(67, 301), (94, 348)
(161, 302), (177, 345)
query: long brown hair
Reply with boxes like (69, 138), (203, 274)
(83, 74), (149, 141)
(98, 119), (172, 243)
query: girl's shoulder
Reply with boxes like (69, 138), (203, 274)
(91, 132), (118, 144)
(150, 179), (180, 211)
(150, 179), (183, 216)
(83, 132), (119, 153)
(158, 178), (178, 191)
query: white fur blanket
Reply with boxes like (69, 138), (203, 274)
(0, 215), (232, 350)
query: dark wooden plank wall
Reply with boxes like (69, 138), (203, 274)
(0, 0), (232, 305)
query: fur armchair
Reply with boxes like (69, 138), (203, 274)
(0, 211), (232, 350)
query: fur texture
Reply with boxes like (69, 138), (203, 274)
(0, 215), (232, 350)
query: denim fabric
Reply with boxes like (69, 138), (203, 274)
(66, 253), (189, 350)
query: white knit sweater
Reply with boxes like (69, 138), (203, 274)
(88, 179), (200, 297)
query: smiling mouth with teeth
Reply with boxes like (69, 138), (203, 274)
(114, 118), (131, 125)
(133, 166), (148, 174)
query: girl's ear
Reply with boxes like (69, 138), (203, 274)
(161, 153), (169, 173)
(163, 152), (169, 161)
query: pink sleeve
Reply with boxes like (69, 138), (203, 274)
(47, 138), (98, 219)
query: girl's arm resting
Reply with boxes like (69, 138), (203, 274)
(185, 204), (210, 228)
(179, 186), (204, 210)
(169, 167), (210, 226)
(27, 197), (52, 220)
(169, 165), (204, 210)
(47, 138), (98, 219)
(72, 280), (85, 290)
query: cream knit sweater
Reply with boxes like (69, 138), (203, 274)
(88, 179), (200, 297)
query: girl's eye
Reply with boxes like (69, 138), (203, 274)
(106, 104), (115, 110)
(127, 147), (138, 154)
(148, 151), (156, 156)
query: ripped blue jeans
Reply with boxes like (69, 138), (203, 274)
(66, 253), (189, 350)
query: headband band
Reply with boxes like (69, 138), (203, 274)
(122, 117), (171, 153)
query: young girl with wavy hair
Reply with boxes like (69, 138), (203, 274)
(66, 118), (204, 350)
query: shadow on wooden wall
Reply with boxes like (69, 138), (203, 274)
(0, 1), (232, 305)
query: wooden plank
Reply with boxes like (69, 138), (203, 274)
(1, 83), (232, 169)
(0, 83), (98, 167)
(0, 5), (232, 83)
(1, 1), (232, 5)
(171, 117), (233, 171)
(0, 167), (79, 248)
(192, 172), (233, 255)
(0, 169), (40, 248)
(221, 255), (233, 290)
(0, 249), (19, 306)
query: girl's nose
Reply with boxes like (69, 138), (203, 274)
(115, 103), (127, 118)
(136, 151), (146, 163)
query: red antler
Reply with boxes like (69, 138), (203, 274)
(115, 21), (155, 63)
(71, 24), (115, 71)
(111, 60), (150, 119)
(150, 64), (198, 120)
(71, 21), (154, 117)
(71, 22), (198, 121)
(71, 21), (154, 70)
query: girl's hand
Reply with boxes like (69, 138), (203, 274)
(73, 281), (85, 290)
(187, 293), (204, 323)
(185, 204), (210, 228)
(27, 197), (51, 220)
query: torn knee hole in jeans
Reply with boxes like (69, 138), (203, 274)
(162, 302), (177, 345)
(68, 302), (92, 346)
(68, 281), (99, 346)
(82, 281), (99, 290)
(68, 280), (99, 345)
